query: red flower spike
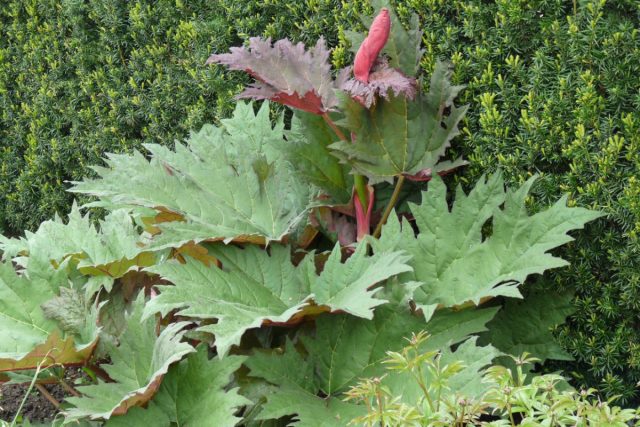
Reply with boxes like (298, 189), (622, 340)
(353, 8), (391, 83)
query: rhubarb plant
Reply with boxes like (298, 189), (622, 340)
(0, 3), (602, 426)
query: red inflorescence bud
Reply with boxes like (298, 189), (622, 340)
(353, 8), (391, 83)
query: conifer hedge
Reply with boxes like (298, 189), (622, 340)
(1, 0), (639, 401)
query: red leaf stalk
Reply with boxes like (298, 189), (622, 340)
(353, 8), (391, 83)
(354, 186), (375, 241)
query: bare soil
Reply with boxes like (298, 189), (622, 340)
(0, 382), (64, 424)
(0, 368), (87, 424)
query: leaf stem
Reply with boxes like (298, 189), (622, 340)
(375, 386), (385, 426)
(35, 383), (61, 409)
(353, 175), (369, 210)
(321, 112), (347, 141)
(321, 112), (370, 212)
(87, 363), (113, 383)
(59, 378), (81, 397)
(373, 175), (405, 238)
(414, 363), (435, 413)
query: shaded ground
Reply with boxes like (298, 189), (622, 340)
(0, 368), (87, 424)
(0, 382), (64, 424)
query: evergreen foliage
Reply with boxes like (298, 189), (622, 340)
(0, 0), (244, 233)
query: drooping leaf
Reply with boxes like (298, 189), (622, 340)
(245, 304), (497, 425)
(330, 61), (468, 183)
(94, 282), (139, 357)
(64, 295), (195, 422)
(284, 111), (353, 204)
(0, 262), (97, 372)
(344, 0), (423, 76)
(41, 286), (100, 346)
(208, 37), (345, 115)
(478, 287), (575, 362)
(372, 174), (604, 311)
(143, 242), (412, 356)
(0, 205), (152, 284)
(71, 102), (311, 248)
(106, 345), (249, 427)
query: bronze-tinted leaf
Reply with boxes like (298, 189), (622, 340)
(208, 37), (340, 114)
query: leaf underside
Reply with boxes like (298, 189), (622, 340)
(64, 295), (195, 421)
(71, 102), (311, 249)
(340, 60), (418, 108)
(0, 262), (97, 372)
(106, 346), (249, 427)
(208, 37), (344, 115)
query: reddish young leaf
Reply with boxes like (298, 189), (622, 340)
(207, 37), (343, 114)
(311, 207), (357, 247)
(342, 59), (417, 107)
(353, 8), (391, 83)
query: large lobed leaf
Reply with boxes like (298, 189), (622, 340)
(245, 305), (498, 426)
(330, 61), (468, 184)
(64, 295), (195, 422)
(208, 37), (345, 115)
(478, 287), (576, 363)
(106, 346), (249, 427)
(71, 102), (311, 248)
(0, 205), (151, 283)
(371, 173), (604, 314)
(143, 242), (412, 356)
(0, 262), (97, 372)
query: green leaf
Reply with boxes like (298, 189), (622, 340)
(254, 387), (364, 427)
(330, 62), (467, 183)
(64, 295), (195, 422)
(372, 174), (604, 309)
(144, 242), (412, 356)
(245, 304), (496, 425)
(0, 262), (97, 372)
(440, 337), (501, 397)
(71, 102), (311, 248)
(478, 287), (575, 362)
(106, 345), (249, 427)
(285, 111), (353, 204)
(382, 337), (500, 406)
(0, 204), (151, 283)
(41, 286), (99, 345)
